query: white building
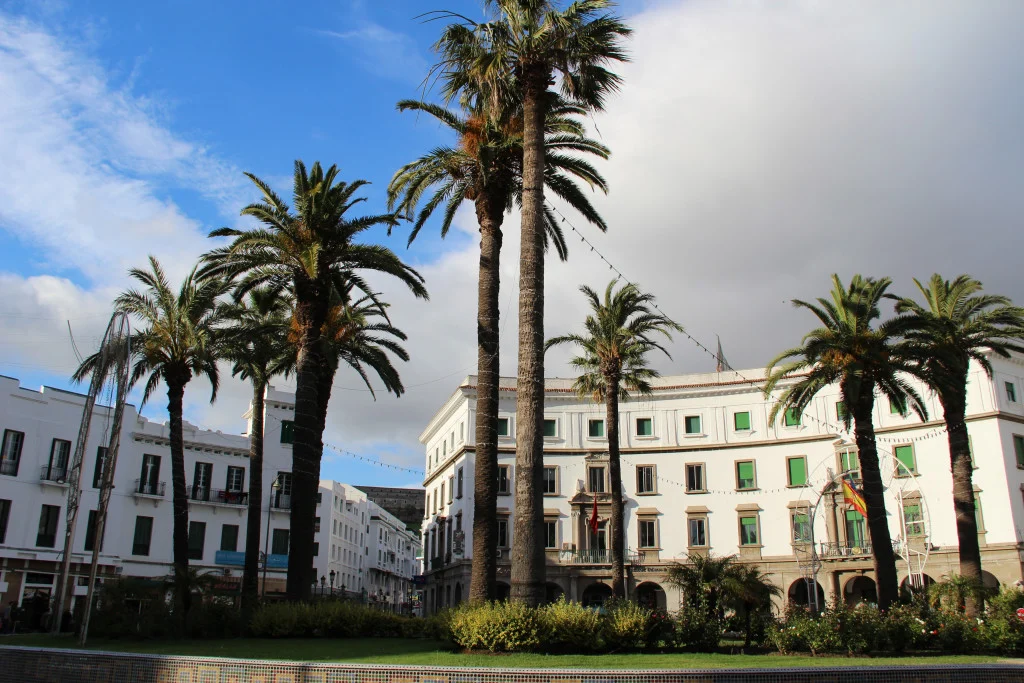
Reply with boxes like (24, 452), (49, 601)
(0, 376), (419, 616)
(418, 354), (1024, 613)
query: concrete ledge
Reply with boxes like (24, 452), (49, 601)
(0, 646), (1022, 683)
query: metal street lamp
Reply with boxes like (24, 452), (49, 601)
(261, 475), (282, 599)
(329, 569), (335, 596)
(320, 575), (326, 597)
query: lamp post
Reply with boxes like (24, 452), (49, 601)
(320, 575), (326, 597)
(261, 475), (281, 599)
(329, 570), (335, 596)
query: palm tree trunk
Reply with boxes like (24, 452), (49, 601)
(511, 63), (551, 607)
(606, 373), (625, 599)
(316, 361), (337, 438)
(941, 391), (983, 616)
(287, 286), (327, 602)
(166, 373), (192, 618)
(470, 198), (504, 603)
(852, 394), (899, 610)
(242, 380), (266, 617)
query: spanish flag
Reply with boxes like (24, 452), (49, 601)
(842, 476), (868, 517)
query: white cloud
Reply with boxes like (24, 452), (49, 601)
(316, 23), (429, 83)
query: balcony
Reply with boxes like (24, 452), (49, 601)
(0, 460), (18, 476)
(187, 485), (249, 506)
(819, 539), (902, 559)
(39, 465), (70, 485)
(559, 549), (644, 565)
(271, 495), (292, 511)
(134, 479), (166, 497)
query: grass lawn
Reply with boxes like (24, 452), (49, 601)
(0, 635), (1005, 669)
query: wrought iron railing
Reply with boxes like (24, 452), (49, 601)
(188, 486), (248, 505)
(134, 479), (166, 496)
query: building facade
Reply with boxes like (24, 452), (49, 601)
(0, 376), (419, 617)
(418, 355), (1024, 613)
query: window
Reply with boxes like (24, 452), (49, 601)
(496, 519), (509, 547)
(271, 528), (289, 555)
(588, 419), (605, 438)
(218, 524), (239, 553)
(894, 444), (916, 475)
(192, 462), (212, 500)
(845, 510), (867, 548)
(685, 463), (705, 492)
(0, 429), (24, 476)
(544, 521), (557, 549)
(636, 465), (655, 494)
(36, 504), (59, 547)
(83, 510), (101, 552)
(688, 517), (707, 547)
(735, 461), (756, 490)
(140, 454), (161, 494)
(903, 502), (924, 537)
(48, 438), (71, 477)
(226, 466), (245, 492)
(734, 412), (751, 431)
(497, 465), (510, 494)
(448, 476), (454, 503)
(588, 466), (606, 493)
(92, 447), (108, 488)
(543, 419), (558, 437)
(791, 511), (811, 543)
(684, 415), (702, 435)
(188, 521), (206, 560)
(0, 499), (10, 543)
(836, 401), (848, 422)
(543, 466), (558, 495)
(1014, 435), (1024, 468)
(787, 456), (807, 487)
(639, 519), (657, 548)
(281, 420), (295, 444)
(890, 397), (907, 415)
(497, 417), (510, 437)
(636, 418), (653, 436)
(1007, 382), (1018, 403)
(974, 493), (985, 533)
(314, 516), (321, 533)
(457, 467), (464, 498)
(739, 516), (759, 545)
(442, 441), (447, 457)
(839, 449), (860, 479)
(432, 489), (437, 513)
(313, 542), (319, 557)
(440, 483), (446, 508)
(784, 408), (801, 427)
(132, 516), (154, 556)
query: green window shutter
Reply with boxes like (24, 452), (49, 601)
(734, 412), (751, 431)
(836, 402), (847, 421)
(637, 418), (652, 436)
(685, 416), (701, 434)
(740, 517), (758, 545)
(788, 457), (807, 486)
(895, 445), (916, 474)
(1014, 436), (1024, 468)
(280, 420), (294, 444)
(784, 409), (800, 427)
(543, 419), (557, 437)
(588, 420), (604, 438)
(890, 398), (906, 415)
(497, 418), (509, 437)
(737, 461), (755, 488)
(792, 513), (810, 542)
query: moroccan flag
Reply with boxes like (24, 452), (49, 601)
(589, 493), (600, 535)
(842, 476), (868, 517)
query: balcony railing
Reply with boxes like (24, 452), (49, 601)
(188, 485), (248, 505)
(134, 479), (166, 497)
(39, 465), (69, 483)
(559, 549), (644, 565)
(819, 539), (902, 558)
(0, 459), (18, 476)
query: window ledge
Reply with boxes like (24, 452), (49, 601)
(638, 547), (661, 551)
(543, 492), (560, 497)
(683, 433), (706, 438)
(497, 492), (511, 497)
(736, 487), (760, 492)
(587, 437), (608, 442)
(740, 544), (764, 549)
(686, 489), (709, 495)
(634, 435), (657, 440)
(786, 484), (807, 489)
(635, 491), (658, 496)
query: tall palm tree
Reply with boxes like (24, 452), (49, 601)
(726, 564), (781, 648)
(203, 161), (428, 600)
(764, 274), (927, 610)
(219, 287), (294, 616)
(433, 0), (631, 606)
(546, 281), (681, 598)
(75, 256), (228, 617)
(388, 97), (609, 603)
(894, 274), (1024, 615)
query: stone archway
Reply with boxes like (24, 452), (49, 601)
(982, 571), (1000, 590)
(635, 581), (667, 610)
(581, 582), (614, 608)
(788, 578), (825, 610)
(843, 575), (877, 606)
(900, 573), (935, 598)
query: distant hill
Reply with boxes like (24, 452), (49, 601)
(355, 485), (424, 533)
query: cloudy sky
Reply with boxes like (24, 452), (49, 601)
(1, 0), (1022, 487)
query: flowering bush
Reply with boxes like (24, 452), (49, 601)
(448, 601), (544, 652)
(675, 598), (724, 652)
(538, 597), (604, 652)
(602, 600), (651, 651)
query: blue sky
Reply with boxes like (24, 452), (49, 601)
(2, 0), (1022, 488)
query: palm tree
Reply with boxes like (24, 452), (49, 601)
(894, 274), (1024, 615)
(726, 564), (781, 648)
(203, 161), (428, 600)
(433, 0), (631, 606)
(388, 97), (609, 603)
(75, 256), (228, 617)
(667, 553), (736, 622)
(764, 274), (927, 610)
(219, 287), (294, 616)
(546, 281), (681, 598)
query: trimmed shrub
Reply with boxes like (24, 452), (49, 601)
(603, 600), (651, 651)
(539, 597), (603, 653)
(675, 600), (723, 652)
(982, 587), (1024, 656)
(449, 601), (543, 652)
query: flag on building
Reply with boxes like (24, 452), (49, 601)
(842, 475), (868, 517)
(589, 493), (600, 535)
(715, 335), (732, 372)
